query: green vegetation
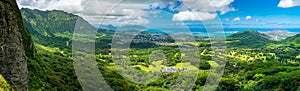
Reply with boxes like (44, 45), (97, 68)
(15, 8), (300, 91)
(0, 75), (11, 91)
(227, 30), (273, 48)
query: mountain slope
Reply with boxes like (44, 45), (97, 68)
(0, 0), (34, 90)
(278, 34), (300, 47)
(21, 8), (111, 49)
(21, 8), (117, 51)
(21, 8), (79, 37)
(21, 8), (80, 48)
(20, 8), (109, 90)
(227, 30), (273, 48)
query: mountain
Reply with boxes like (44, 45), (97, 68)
(21, 8), (80, 37)
(261, 30), (297, 41)
(227, 30), (273, 48)
(277, 34), (300, 47)
(21, 8), (87, 90)
(21, 8), (113, 49)
(0, 0), (34, 90)
(118, 25), (146, 30)
(21, 8), (78, 48)
(98, 24), (116, 34)
(98, 24), (146, 34)
(99, 24), (117, 30)
(21, 8), (102, 49)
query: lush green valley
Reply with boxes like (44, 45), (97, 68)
(9, 8), (300, 91)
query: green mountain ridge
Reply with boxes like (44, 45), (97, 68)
(21, 8), (79, 37)
(21, 8), (92, 49)
(21, 8), (111, 49)
(227, 30), (273, 48)
(14, 8), (300, 91)
(21, 8), (300, 50)
(281, 34), (300, 47)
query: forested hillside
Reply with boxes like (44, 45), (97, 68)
(227, 30), (273, 48)
(3, 7), (300, 90)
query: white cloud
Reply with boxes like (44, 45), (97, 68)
(80, 9), (151, 26)
(17, 0), (236, 25)
(17, 0), (84, 13)
(278, 0), (300, 8)
(172, 11), (217, 21)
(246, 16), (251, 20)
(224, 18), (230, 21)
(209, 0), (235, 14)
(120, 16), (149, 25)
(232, 17), (240, 21)
(17, 0), (152, 26)
(255, 19), (260, 22)
(172, 0), (235, 21)
(178, 0), (235, 14)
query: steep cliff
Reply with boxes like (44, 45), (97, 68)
(0, 0), (34, 90)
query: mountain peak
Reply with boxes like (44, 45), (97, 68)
(227, 30), (272, 48)
(229, 30), (270, 39)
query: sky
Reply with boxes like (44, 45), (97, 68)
(16, 0), (300, 29)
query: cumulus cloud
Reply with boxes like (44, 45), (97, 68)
(246, 16), (251, 20)
(232, 17), (240, 21)
(174, 0), (234, 13)
(224, 18), (230, 21)
(209, 0), (236, 14)
(278, 0), (300, 8)
(172, 11), (217, 21)
(255, 19), (260, 22)
(149, 0), (182, 12)
(16, 0), (152, 26)
(17, 0), (236, 25)
(17, 0), (84, 13)
(172, 0), (235, 21)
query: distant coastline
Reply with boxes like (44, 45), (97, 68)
(143, 28), (300, 36)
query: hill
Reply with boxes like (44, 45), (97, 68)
(267, 34), (300, 49)
(21, 8), (110, 49)
(21, 8), (78, 48)
(21, 8), (85, 90)
(21, 8), (80, 37)
(227, 30), (273, 48)
(278, 34), (300, 47)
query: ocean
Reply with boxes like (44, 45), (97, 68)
(146, 28), (300, 36)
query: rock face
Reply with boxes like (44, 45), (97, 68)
(0, 0), (34, 90)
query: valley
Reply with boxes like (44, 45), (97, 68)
(17, 8), (300, 91)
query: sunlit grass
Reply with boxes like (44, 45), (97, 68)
(0, 75), (11, 91)
(207, 61), (219, 68)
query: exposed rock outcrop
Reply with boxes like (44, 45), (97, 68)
(0, 0), (34, 90)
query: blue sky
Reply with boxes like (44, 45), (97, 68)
(143, 0), (300, 29)
(219, 0), (300, 28)
(16, 0), (300, 29)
